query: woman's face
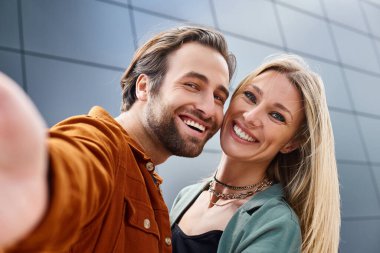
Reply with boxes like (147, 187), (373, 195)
(220, 70), (305, 165)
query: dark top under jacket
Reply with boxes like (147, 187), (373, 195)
(172, 223), (222, 253)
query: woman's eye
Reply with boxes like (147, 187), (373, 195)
(271, 112), (286, 123)
(243, 91), (257, 103)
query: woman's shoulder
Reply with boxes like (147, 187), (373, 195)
(240, 184), (300, 226)
(170, 180), (210, 225)
(174, 180), (209, 202)
(220, 184), (301, 252)
(259, 195), (299, 226)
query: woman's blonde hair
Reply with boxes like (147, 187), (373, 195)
(232, 54), (340, 253)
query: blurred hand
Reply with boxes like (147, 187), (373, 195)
(0, 72), (48, 247)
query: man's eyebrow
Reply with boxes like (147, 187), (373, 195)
(183, 71), (229, 97)
(182, 71), (209, 83)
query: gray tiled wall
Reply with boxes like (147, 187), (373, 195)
(0, 1), (20, 49)
(25, 55), (122, 125)
(1, 0), (380, 251)
(22, 0), (135, 67)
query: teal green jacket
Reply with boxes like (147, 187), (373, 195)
(170, 182), (301, 253)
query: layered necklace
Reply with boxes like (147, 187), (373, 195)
(208, 172), (273, 206)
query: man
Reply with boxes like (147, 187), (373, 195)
(0, 26), (235, 252)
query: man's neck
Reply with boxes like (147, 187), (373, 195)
(115, 110), (170, 165)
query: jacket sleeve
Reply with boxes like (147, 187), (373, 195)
(6, 115), (120, 252)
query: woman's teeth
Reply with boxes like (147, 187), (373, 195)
(233, 125), (255, 142)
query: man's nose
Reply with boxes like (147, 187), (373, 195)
(196, 92), (218, 119)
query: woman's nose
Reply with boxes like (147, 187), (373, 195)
(243, 108), (263, 128)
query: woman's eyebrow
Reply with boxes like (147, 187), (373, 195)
(274, 102), (293, 120)
(251, 84), (293, 120)
(251, 84), (263, 97)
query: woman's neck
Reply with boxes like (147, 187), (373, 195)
(215, 155), (269, 187)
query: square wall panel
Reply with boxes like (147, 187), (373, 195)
(358, 116), (380, 164)
(25, 55), (123, 126)
(0, 50), (23, 86)
(303, 57), (352, 110)
(133, 11), (183, 46)
(376, 39), (380, 58)
(277, 5), (338, 61)
(213, 0), (283, 47)
(225, 35), (284, 89)
(362, 2), (380, 38)
(0, 1), (20, 49)
(344, 68), (380, 116)
(131, 0), (215, 27)
(321, 0), (368, 32)
(340, 219), (380, 253)
(158, 151), (222, 208)
(373, 166), (380, 191)
(365, 0), (380, 5)
(330, 111), (367, 162)
(107, 0), (128, 4)
(22, 0), (135, 68)
(275, 0), (324, 16)
(338, 163), (380, 218)
(331, 24), (380, 73)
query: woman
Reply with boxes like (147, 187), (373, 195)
(170, 54), (340, 253)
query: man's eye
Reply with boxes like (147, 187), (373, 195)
(243, 91), (257, 104)
(214, 95), (226, 105)
(185, 83), (198, 89)
(270, 112), (286, 123)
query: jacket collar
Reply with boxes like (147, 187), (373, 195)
(240, 183), (284, 212)
(89, 106), (163, 185)
(88, 106), (149, 159)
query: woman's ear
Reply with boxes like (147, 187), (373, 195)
(280, 139), (301, 154)
(135, 74), (149, 101)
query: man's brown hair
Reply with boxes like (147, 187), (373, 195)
(120, 25), (236, 111)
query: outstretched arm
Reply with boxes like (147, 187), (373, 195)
(0, 73), (48, 247)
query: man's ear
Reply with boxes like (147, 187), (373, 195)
(135, 74), (149, 101)
(280, 139), (301, 154)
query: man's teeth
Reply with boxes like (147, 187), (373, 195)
(233, 125), (255, 142)
(184, 119), (205, 132)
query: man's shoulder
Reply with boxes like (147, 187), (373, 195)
(52, 106), (116, 127)
(50, 106), (124, 140)
(87, 106), (115, 122)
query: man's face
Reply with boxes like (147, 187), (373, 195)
(143, 42), (230, 157)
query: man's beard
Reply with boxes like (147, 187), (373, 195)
(145, 97), (216, 157)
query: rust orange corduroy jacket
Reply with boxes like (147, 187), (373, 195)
(5, 106), (172, 253)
